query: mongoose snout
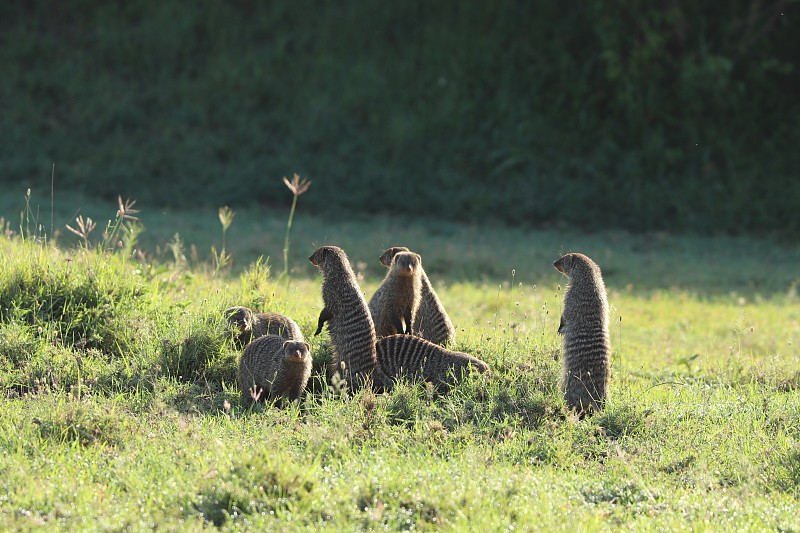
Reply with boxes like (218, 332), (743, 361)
(395, 254), (418, 275)
(285, 342), (310, 362)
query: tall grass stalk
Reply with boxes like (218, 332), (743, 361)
(281, 174), (311, 279)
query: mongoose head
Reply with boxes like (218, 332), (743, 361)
(553, 252), (600, 277)
(309, 245), (346, 268)
(225, 306), (253, 333)
(391, 251), (421, 277)
(379, 246), (410, 267)
(283, 340), (311, 363)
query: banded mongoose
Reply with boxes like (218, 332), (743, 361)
(368, 251), (423, 337)
(377, 246), (455, 346)
(309, 245), (387, 391)
(225, 306), (303, 346)
(237, 335), (312, 405)
(554, 252), (611, 416)
(376, 334), (489, 389)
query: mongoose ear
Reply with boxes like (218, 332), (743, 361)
(414, 253), (422, 266)
(304, 342), (310, 351)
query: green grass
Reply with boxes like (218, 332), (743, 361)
(1, 197), (800, 530)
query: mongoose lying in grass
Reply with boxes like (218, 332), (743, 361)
(368, 251), (423, 337)
(237, 335), (312, 405)
(309, 245), (386, 391)
(376, 334), (489, 389)
(554, 252), (611, 416)
(225, 306), (303, 346)
(378, 246), (455, 346)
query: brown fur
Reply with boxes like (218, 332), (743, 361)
(237, 335), (312, 405)
(368, 251), (422, 338)
(554, 252), (611, 416)
(309, 245), (387, 391)
(225, 306), (303, 346)
(376, 334), (489, 389)
(378, 246), (455, 346)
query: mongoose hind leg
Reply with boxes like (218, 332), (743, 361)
(403, 309), (414, 335)
(392, 316), (405, 336)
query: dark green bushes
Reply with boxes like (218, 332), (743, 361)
(1, 1), (798, 234)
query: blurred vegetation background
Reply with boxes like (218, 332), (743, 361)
(1, 0), (797, 235)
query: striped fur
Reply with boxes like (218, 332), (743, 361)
(554, 252), (611, 416)
(225, 306), (304, 347)
(237, 335), (312, 405)
(310, 246), (386, 391)
(378, 246), (455, 346)
(376, 334), (489, 389)
(368, 251), (423, 338)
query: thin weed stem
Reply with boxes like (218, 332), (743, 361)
(283, 192), (298, 279)
(281, 173), (311, 280)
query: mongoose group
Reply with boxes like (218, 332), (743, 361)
(232, 244), (610, 417)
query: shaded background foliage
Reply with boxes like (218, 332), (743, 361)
(1, 0), (797, 234)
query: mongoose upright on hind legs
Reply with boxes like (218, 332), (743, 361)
(554, 252), (611, 416)
(368, 251), (422, 337)
(377, 246), (455, 346)
(309, 245), (386, 391)
(225, 306), (303, 346)
(237, 335), (312, 405)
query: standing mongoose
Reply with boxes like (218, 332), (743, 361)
(368, 251), (423, 338)
(309, 245), (387, 391)
(554, 252), (611, 416)
(376, 334), (489, 389)
(237, 334), (312, 405)
(377, 246), (455, 346)
(225, 306), (303, 346)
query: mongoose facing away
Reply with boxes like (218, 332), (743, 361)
(554, 252), (611, 416)
(376, 334), (489, 389)
(237, 334), (312, 405)
(225, 306), (304, 346)
(377, 246), (455, 346)
(309, 245), (386, 391)
(368, 251), (423, 338)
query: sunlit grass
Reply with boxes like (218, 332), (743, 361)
(1, 195), (800, 529)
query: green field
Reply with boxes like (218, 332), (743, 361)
(1, 195), (800, 530)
